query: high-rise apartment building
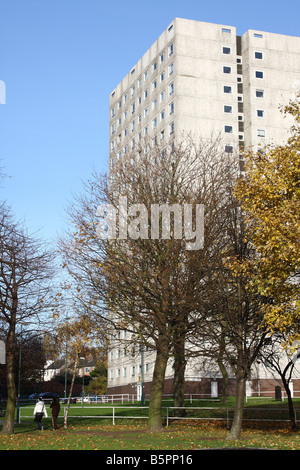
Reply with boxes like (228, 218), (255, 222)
(107, 19), (300, 398)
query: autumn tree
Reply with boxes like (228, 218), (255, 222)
(187, 178), (270, 440)
(60, 136), (240, 431)
(234, 94), (300, 342)
(50, 313), (106, 428)
(0, 205), (55, 435)
(86, 360), (107, 396)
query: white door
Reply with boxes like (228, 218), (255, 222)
(137, 384), (142, 401)
(246, 381), (252, 397)
(211, 381), (218, 398)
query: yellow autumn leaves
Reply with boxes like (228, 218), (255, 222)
(234, 93), (300, 342)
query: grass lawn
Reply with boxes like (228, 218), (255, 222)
(0, 398), (300, 450)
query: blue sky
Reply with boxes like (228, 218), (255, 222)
(0, 0), (299, 244)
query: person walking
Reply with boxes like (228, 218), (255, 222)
(50, 397), (60, 430)
(33, 397), (48, 430)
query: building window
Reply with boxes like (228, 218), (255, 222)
(132, 366), (135, 377)
(160, 71), (165, 82)
(138, 96), (142, 105)
(254, 33), (263, 38)
(170, 122), (175, 135)
(225, 145), (233, 153)
(123, 367), (127, 377)
(124, 94), (128, 103)
(256, 89), (264, 98)
(223, 47), (231, 54)
(169, 82), (174, 95)
(257, 109), (264, 117)
(257, 129), (265, 137)
(169, 43), (174, 56)
(224, 105), (232, 113)
(144, 107), (149, 117)
(153, 117), (157, 128)
(144, 89), (148, 99)
(144, 70), (149, 81)
(131, 85), (135, 97)
(152, 98), (157, 110)
(225, 125), (233, 133)
(224, 85), (232, 93)
(160, 53), (164, 63)
(153, 80), (157, 90)
(131, 120), (135, 132)
(160, 91), (165, 102)
(160, 110), (165, 120)
(169, 102), (174, 115)
(169, 63), (174, 76)
(111, 107), (115, 118)
(222, 28), (231, 33)
(153, 62), (157, 71)
(138, 77), (142, 87)
(131, 103), (135, 114)
(255, 71), (264, 79)
(223, 66), (231, 74)
(255, 51), (263, 59)
(110, 370), (114, 380)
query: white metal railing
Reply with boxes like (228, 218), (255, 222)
(18, 404), (298, 428)
(246, 390), (300, 401)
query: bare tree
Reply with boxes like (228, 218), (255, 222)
(0, 205), (55, 435)
(259, 336), (300, 431)
(59, 136), (244, 431)
(190, 196), (270, 440)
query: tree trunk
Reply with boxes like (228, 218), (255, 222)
(64, 356), (78, 429)
(227, 374), (246, 440)
(282, 378), (297, 430)
(148, 335), (169, 431)
(173, 336), (186, 417)
(217, 332), (229, 403)
(1, 327), (16, 435)
(218, 359), (229, 403)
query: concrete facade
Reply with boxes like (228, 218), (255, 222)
(108, 19), (300, 398)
